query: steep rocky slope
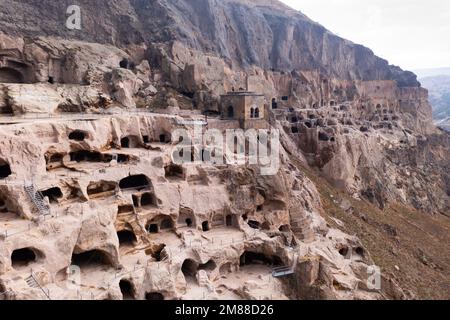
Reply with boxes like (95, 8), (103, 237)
(0, 0), (449, 300)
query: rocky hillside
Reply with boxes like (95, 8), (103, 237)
(0, 0), (418, 86)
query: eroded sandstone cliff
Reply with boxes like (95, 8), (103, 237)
(0, 0), (449, 300)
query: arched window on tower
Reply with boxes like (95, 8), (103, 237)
(227, 106), (234, 118)
(254, 108), (260, 119)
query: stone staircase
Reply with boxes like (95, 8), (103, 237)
(24, 184), (50, 216)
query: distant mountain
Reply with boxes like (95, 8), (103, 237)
(415, 67), (450, 79)
(420, 74), (450, 131)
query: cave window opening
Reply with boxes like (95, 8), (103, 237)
(227, 106), (234, 118)
(148, 224), (159, 234)
(87, 181), (116, 198)
(0, 67), (24, 83)
(121, 137), (130, 148)
(11, 248), (39, 269)
(319, 132), (329, 141)
(119, 59), (129, 69)
(143, 135), (150, 143)
(355, 247), (365, 257)
(239, 251), (283, 267)
(186, 218), (193, 227)
(119, 279), (135, 300)
(165, 163), (185, 180)
(119, 174), (151, 191)
(291, 127), (299, 134)
(145, 292), (164, 300)
(304, 122), (312, 128)
(279, 225), (290, 232)
(117, 230), (137, 247)
(248, 220), (260, 229)
(118, 204), (134, 214)
(339, 247), (349, 257)
(40, 187), (63, 204)
(272, 98), (278, 109)
(69, 130), (87, 141)
(226, 215), (233, 227)
(182, 259), (198, 279)
(140, 192), (157, 207)
(202, 221), (210, 232)
(282, 96), (289, 101)
(69, 150), (104, 163)
(71, 250), (113, 268)
(121, 135), (140, 148)
(48, 77), (54, 84)
(0, 160), (12, 179)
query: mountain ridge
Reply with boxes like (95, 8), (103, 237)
(0, 0), (419, 86)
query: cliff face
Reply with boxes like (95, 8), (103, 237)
(0, 0), (418, 86)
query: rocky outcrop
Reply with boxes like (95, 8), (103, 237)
(0, 0), (418, 86)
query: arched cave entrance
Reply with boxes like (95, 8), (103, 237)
(69, 130), (87, 141)
(71, 249), (114, 269)
(239, 251), (283, 267)
(119, 279), (135, 300)
(117, 229), (137, 247)
(0, 67), (24, 83)
(119, 175), (151, 191)
(0, 160), (11, 179)
(11, 248), (42, 269)
(40, 187), (63, 204)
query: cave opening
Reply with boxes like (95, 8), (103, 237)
(239, 251), (283, 267)
(318, 132), (330, 142)
(40, 187), (63, 203)
(11, 248), (40, 269)
(0, 67), (24, 83)
(117, 229), (137, 247)
(271, 98), (278, 109)
(140, 192), (157, 207)
(71, 250), (113, 269)
(182, 259), (198, 279)
(121, 135), (140, 148)
(119, 279), (135, 300)
(147, 223), (159, 234)
(248, 220), (261, 229)
(202, 221), (210, 232)
(291, 127), (299, 134)
(87, 181), (117, 198)
(145, 292), (164, 300)
(69, 130), (87, 141)
(119, 175), (151, 191)
(226, 215), (233, 227)
(69, 150), (106, 163)
(118, 204), (134, 214)
(165, 163), (185, 180)
(0, 160), (11, 179)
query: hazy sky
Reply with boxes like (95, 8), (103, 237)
(279, 0), (450, 71)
